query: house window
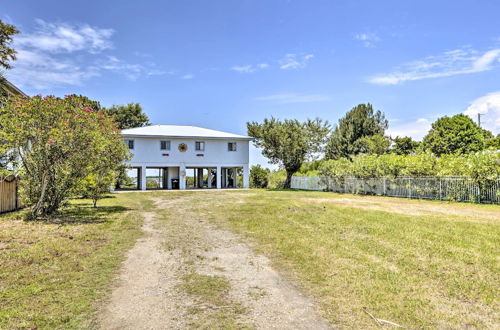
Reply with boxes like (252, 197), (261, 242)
(228, 142), (237, 151)
(195, 141), (205, 151)
(160, 140), (171, 150)
(127, 140), (134, 150)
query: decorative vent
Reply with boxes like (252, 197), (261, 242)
(196, 154), (204, 157)
(162, 153), (169, 156)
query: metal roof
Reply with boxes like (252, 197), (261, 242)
(121, 125), (252, 140)
(0, 78), (27, 97)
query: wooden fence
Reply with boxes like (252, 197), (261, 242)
(291, 176), (500, 204)
(0, 175), (20, 213)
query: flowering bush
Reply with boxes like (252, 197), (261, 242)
(0, 94), (129, 219)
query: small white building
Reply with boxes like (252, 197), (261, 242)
(121, 125), (251, 190)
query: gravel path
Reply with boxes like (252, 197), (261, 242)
(98, 194), (331, 329)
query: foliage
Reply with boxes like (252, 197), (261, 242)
(391, 136), (420, 155)
(249, 165), (270, 188)
(0, 95), (128, 219)
(484, 134), (500, 150)
(267, 170), (287, 189)
(423, 114), (484, 155)
(103, 103), (150, 129)
(326, 103), (388, 160)
(354, 133), (391, 155)
(317, 151), (500, 184)
(0, 19), (19, 70)
(247, 117), (330, 188)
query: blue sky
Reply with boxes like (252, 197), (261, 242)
(3, 0), (500, 166)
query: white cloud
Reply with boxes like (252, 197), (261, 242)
(369, 47), (500, 85)
(181, 74), (194, 79)
(386, 118), (431, 141)
(7, 49), (100, 89)
(8, 20), (168, 89)
(464, 91), (500, 133)
(231, 65), (255, 73)
(355, 33), (380, 48)
(15, 19), (114, 53)
(279, 53), (314, 70)
(255, 93), (330, 104)
(231, 63), (269, 73)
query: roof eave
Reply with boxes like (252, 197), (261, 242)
(121, 133), (253, 140)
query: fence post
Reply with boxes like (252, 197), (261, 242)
(408, 177), (412, 199)
(439, 178), (442, 200)
(383, 177), (386, 196)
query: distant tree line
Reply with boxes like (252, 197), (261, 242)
(249, 104), (499, 189)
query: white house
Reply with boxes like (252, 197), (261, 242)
(121, 125), (251, 190)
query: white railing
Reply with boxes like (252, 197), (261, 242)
(291, 176), (500, 204)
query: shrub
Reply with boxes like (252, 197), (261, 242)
(250, 165), (270, 188)
(267, 170), (287, 189)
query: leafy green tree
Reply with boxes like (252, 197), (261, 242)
(485, 134), (500, 150)
(423, 114), (484, 155)
(326, 103), (388, 159)
(354, 134), (391, 155)
(249, 165), (270, 188)
(103, 103), (150, 129)
(247, 118), (330, 188)
(0, 95), (129, 219)
(391, 136), (421, 155)
(0, 20), (19, 70)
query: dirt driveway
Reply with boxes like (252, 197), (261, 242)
(98, 193), (331, 329)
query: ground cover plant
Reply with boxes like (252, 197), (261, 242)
(0, 193), (147, 329)
(199, 190), (500, 328)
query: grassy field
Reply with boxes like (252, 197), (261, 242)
(1, 190), (498, 328)
(0, 194), (148, 329)
(194, 190), (499, 328)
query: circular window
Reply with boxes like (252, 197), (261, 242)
(178, 143), (188, 152)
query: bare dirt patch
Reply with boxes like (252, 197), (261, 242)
(98, 211), (191, 329)
(98, 194), (331, 329)
(153, 195), (332, 329)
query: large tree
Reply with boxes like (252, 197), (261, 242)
(391, 136), (421, 155)
(247, 118), (330, 188)
(326, 103), (388, 159)
(103, 103), (150, 129)
(0, 95), (129, 219)
(423, 114), (484, 156)
(0, 20), (19, 70)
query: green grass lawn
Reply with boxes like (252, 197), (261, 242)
(1, 190), (498, 328)
(0, 194), (149, 329)
(195, 190), (500, 328)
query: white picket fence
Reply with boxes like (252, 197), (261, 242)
(291, 176), (500, 204)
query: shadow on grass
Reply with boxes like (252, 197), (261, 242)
(42, 205), (130, 225)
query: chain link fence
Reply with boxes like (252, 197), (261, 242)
(291, 176), (500, 204)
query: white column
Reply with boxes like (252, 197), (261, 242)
(167, 167), (172, 190)
(140, 166), (147, 191)
(208, 169), (213, 188)
(179, 163), (186, 190)
(243, 164), (249, 188)
(216, 166), (221, 189)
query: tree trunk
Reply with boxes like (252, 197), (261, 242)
(283, 170), (294, 189)
(30, 171), (49, 220)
